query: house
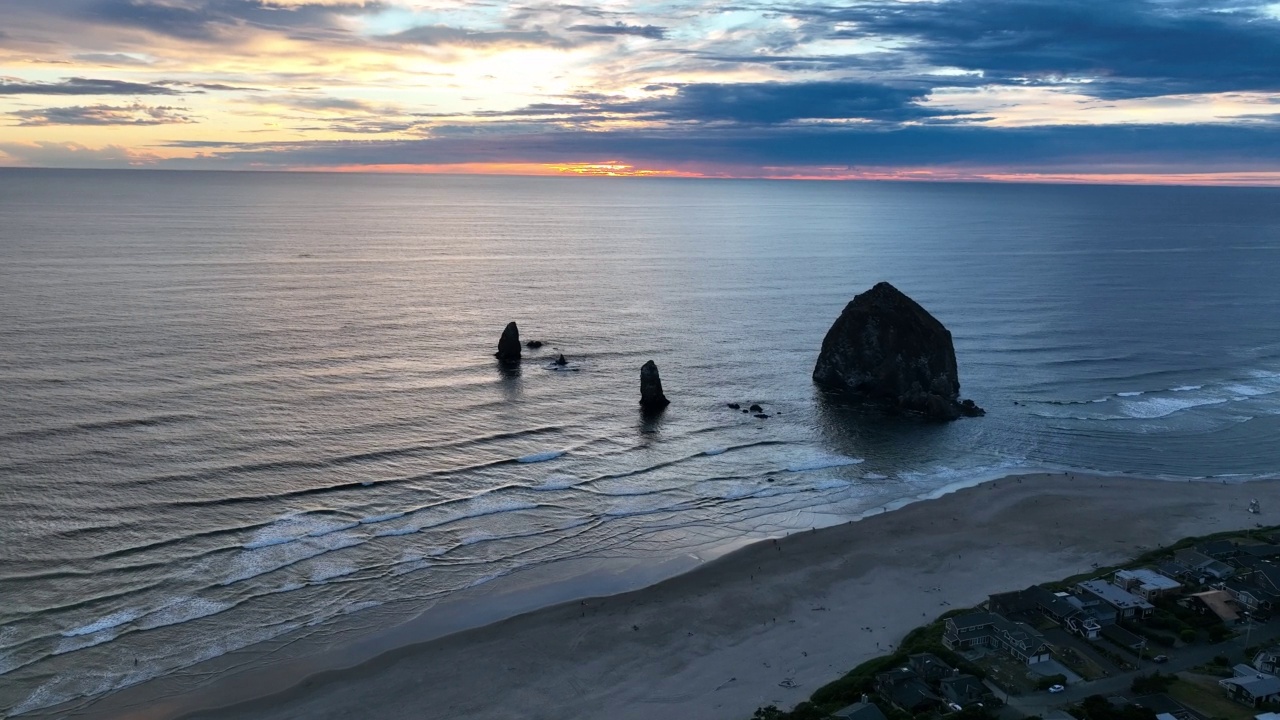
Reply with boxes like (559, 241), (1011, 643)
(1246, 564), (1280, 596)
(1255, 649), (1280, 675)
(1114, 569), (1183, 600)
(1219, 579), (1274, 612)
(832, 698), (890, 720)
(939, 674), (993, 707)
(1176, 549), (1236, 581)
(908, 653), (955, 684)
(1200, 540), (1242, 560)
(1221, 666), (1280, 707)
(876, 668), (943, 714)
(1191, 589), (1242, 623)
(1240, 545), (1280, 560)
(1078, 580), (1155, 619)
(1101, 623), (1147, 652)
(942, 612), (1052, 665)
(989, 586), (1082, 625)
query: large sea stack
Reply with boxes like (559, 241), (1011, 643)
(639, 360), (670, 412)
(813, 282), (984, 421)
(495, 322), (521, 362)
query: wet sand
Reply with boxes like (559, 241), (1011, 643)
(128, 473), (1280, 720)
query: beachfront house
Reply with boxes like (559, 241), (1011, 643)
(1077, 580), (1155, 620)
(1200, 540), (1242, 560)
(1175, 549), (1236, 582)
(875, 667), (943, 714)
(1218, 579), (1272, 613)
(939, 674), (994, 708)
(1220, 666), (1280, 707)
(908, 653), (955, 684)
(832, 697), (890, 720)
(1114, 569), (1183, 601)
(942, 612), (1051, 665)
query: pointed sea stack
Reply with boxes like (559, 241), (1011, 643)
(495, 322), (521, 362)
(813, 282), (984, 421)
(639, 360), (670, 412)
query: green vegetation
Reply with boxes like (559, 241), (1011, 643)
(1130, 671), (1176, 694)
(1169, 676), (1255, 720)
(749, 525), (1280, 720)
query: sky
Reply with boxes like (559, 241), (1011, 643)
(2, 0), (1280, 182)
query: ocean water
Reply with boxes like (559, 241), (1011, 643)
(2, 169), (1280, 716)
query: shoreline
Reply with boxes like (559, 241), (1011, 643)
(60, 470), (1280, 720)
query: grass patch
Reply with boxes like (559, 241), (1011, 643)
(1168, 675), (1254, 720)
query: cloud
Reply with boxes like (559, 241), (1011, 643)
(73, 52), (154, 65)
(0, 140), (160, 167)
(787, 0), (1280, 98)
(10, 103), (194, 125)
(0, 77), (181, 95)
(83, 0), (386, 41)
(378, 24), (581, 49)
(567, 23), (667, 40)
(483, 81), (942, 125)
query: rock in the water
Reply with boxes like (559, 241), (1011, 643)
(639, 360), (670, 411)
(554, 354), (568, 366)
(727, 403), (741, 410)
(812, 281), (983, 421)
(754, 413), (769, 419)
(525, 340), (543, 349)
(749, 404), (763, 413)
(495, 322), (521, 362)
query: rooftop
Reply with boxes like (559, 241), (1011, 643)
(1078, 580), (1156, 610)
(1116, 568), (1182, 591)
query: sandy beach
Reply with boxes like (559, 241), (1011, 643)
(101, 473), (1279, 720)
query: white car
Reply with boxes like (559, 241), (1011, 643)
(1048, 684), (1066, 694)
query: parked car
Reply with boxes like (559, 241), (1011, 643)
(1048, 684), (1066, 693)
(1153, 655), (1169, 664)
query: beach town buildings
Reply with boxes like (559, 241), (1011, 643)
(1220, 665), (1280, 707)
(942, 612), (1051, 664)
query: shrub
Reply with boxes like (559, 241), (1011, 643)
(1037, 674), (1068, 690)
(1208, 625), (1231, 643)
(1132, 672), (1175, 694)
(1180, 628), (1197, 644)
(1213, 655), (1230, 666)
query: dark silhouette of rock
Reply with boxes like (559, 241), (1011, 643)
(812, 282), (984, 421)
(554, 354), (568, 366)
(749, 404), (763, 413)
(495, 322), (521, 362)
(742, 409), (749, 414)
(727, 403), (741, 410)
(754, 413), (769, 419)
(525, 340), (543, 349)
(639, 360), (670, 412)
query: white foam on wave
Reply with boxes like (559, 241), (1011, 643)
(863, 472), (888, 480)
(136, 597), (236, 631)
(242, 513), (359, 550)
(310, 563), (358, 583)
(517, 450), (565, 463)
(61, 608), (145, 638)
(1173, 385), (1202, 392)
(1119, 395), (1229, 419)
(785, 455), (864, 472)
(363, 493), (542, 538)
(1117, 391), (1143, 397)
(703, 447), (727, 456)
(222, 533), (365, 586)
(373, 525), (419, 537)
(359, 512), (404, 524)
(342, 600), (383, 615)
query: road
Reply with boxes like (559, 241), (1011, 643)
(1001, 619), (1280, 718)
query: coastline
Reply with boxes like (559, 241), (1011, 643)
(72, 471), (1280, 720)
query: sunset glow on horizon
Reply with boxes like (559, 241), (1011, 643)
(3, 0), (1280, 183)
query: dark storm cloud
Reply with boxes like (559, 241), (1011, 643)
(378, 24), (581, 49)
(153, 123), (1280, 173)
(785, 0), (1280, 98)
(567, 23), (667, 39)
(0, 77), (181, 95)
(482, 81), (941, 124)
(11, 103), (193, 125)
(84, 0), (385, 41)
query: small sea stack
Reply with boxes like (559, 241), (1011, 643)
(639, 360), (670, 412)
(495, 322), (521, 362)
(554, 354), (568, 366)
(813, 281), (983, 421)
(525, 340), (543, 349)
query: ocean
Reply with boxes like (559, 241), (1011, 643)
(2, 169), (1279, 717)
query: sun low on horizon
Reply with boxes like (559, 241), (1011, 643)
(3, 0), (1280, 184)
